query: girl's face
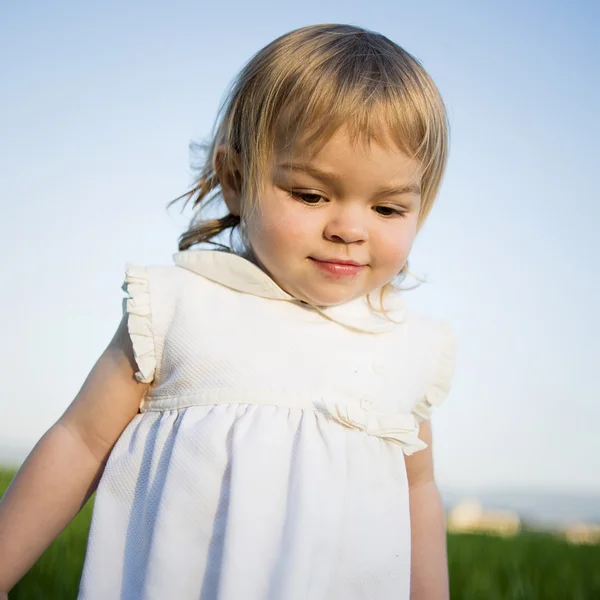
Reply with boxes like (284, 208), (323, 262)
(231, 127), (422, 307)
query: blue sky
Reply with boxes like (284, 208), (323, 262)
(1, 0), (598, 494)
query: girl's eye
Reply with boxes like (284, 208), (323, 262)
(289, 191), (326, 205)
(374, 206), (406, 218)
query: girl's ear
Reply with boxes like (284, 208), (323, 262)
(214, 145), (243, 216)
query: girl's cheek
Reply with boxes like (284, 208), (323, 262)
(276, 204), (319, 239)
(380, 226), (416, 262)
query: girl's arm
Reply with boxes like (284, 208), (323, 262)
(406, 420), (449, 600)
(0, 316), (149, 594)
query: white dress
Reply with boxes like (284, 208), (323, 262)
(78, 250), (457, 600)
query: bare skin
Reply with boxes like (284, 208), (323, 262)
(406, 420), (450, 600)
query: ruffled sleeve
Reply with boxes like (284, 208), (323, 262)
(122, 264), (156, 383)
(412, 322), (458, 423)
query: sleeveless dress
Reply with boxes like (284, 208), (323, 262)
(78, 250), (457, 600)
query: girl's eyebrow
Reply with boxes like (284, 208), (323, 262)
(277, 162), (421, 196)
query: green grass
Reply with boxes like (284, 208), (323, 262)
(2, 468), (600, 599)
(448, 531), (600, 599)
(0, 469), (93, 600)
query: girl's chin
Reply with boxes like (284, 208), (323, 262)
(292, 287), (364, 308)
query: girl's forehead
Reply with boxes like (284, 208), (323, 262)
(273, 128), (423, 192)
(275, 125), (419, 172)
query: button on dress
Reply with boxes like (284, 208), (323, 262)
(78, 250), (457, 600)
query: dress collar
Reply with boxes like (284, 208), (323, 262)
(173, 250), (405, 334)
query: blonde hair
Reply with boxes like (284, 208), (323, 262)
(171, 23), (449, 285)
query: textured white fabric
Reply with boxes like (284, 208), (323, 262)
(78, 250), (457, 600)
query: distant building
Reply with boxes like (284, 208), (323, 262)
(447, 498), (520, 537)
(561, 522), (600, 545)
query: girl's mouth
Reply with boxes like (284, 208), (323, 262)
(309, 257), (366, 277)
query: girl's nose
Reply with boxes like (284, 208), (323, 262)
(323, 206), (369, 244)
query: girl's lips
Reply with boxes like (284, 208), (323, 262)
(309, 257), (365, 277)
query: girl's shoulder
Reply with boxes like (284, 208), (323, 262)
(123, 260), (208, 291)
(122, 258), (228, 311)
(121, 256), (243, 376)
(382, 287), (457, 351)
(395, 302), (458, 422)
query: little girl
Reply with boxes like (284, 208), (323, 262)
(0, 24), (457, 600)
